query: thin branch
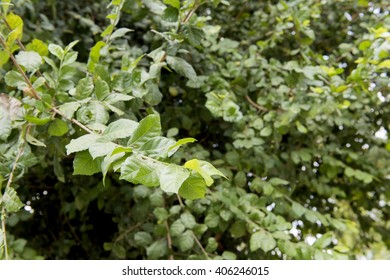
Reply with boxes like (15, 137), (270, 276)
(114, 222), (142, 243)
(245, 95), (269, 112)
(191, 231), (209, 260)
(176, 194), (184, 208)
(1, 208), (8, 259)
(182, 0), (200, 24)
(164, 221), (174, 260)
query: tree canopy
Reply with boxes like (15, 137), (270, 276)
(0, 0), (389, 260)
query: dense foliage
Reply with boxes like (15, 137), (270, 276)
(0, 0), (389, 260)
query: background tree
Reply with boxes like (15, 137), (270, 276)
(0, 0), (389, 260)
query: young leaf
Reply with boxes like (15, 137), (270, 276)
(184, 159), (226, 186)
(73, 150), (103, 175)
(168, 137), (196, 155)
(75, 76), (94, 100)
(110, 28), (133, 40)
(166, 56), (197, 80)
(128, 114), (161, 148)
(182, 25), (204, 48)
(163, 0), (180, 9)
(48, 43), (64, 60)
(26, 39), (49, 57)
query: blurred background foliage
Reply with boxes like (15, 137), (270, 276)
(0, 0), (389, 259)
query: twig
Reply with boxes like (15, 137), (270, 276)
(245, 95), (269, 112)
(114, 222), (142, 243)
(165, 221), (174, 260)
(2, 16), (51, 89)
(191, 231), (209, 260)
(182, 0), (200, 24)
(64, 215), (82, 244)
(176, 194), (184, 208)
(1, 133), (26, 260)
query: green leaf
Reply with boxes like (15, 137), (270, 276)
(104, 93), (134, 104)
(4, 70), (27, 89)
(25, 115), (51, 125)
(128, 114), (161, 148)
(180, 212), (197, 229)
(168, 137), (196, 155)
(230, 220), (247, 238)
(26, 133), (46, 147)
(75, 76), (94, 100)
(26, 39), (49, 56)
(269, 177), (289, 186)
(178, 175), (207, 200)
(292, 202), (307, 218)
(110, 28), (133, 40)
(6, 13), (23, 45)
(159, 164), (190, 193)
(178, 230), (194, 252)
(182, 25), (204, 48)
(134, 232), (153, 247)
(314, 232), (334, 249)
(103, 119), (139, 141)
(153, 207), (169, 222)
(378, 59), (390, 69)
(234, 171), (247, 187)
(95, 77), (110, 101)
(73, 150), (102, 175)
(166, 56), (197, 80)
(58, 102), (80, 119)
(163, 0), (180, 9)
(62, 51), (78, 66)
(15, 51), (42, 72)
(163, 7), (179, 22)
(48, 119), (69, 136)
(140, 136), (176, 158)
(250, 231), (276, 253)
(278, 240), (297, 257)
(48, 43), (64, 60)
(170, 220), (186, 236)
(112, 244), (126, 258)
(146, 239), (167, 259)
(184, 159), (226, 186)
(89, 138), (117, 159)
(205, 213), (220, 228)
(66, 134), (100, 155)
(222, 251), (237, 260)
(260, 126), (272, 137)
(88, 41), (106, 72)
(2, 186), (24, 213)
